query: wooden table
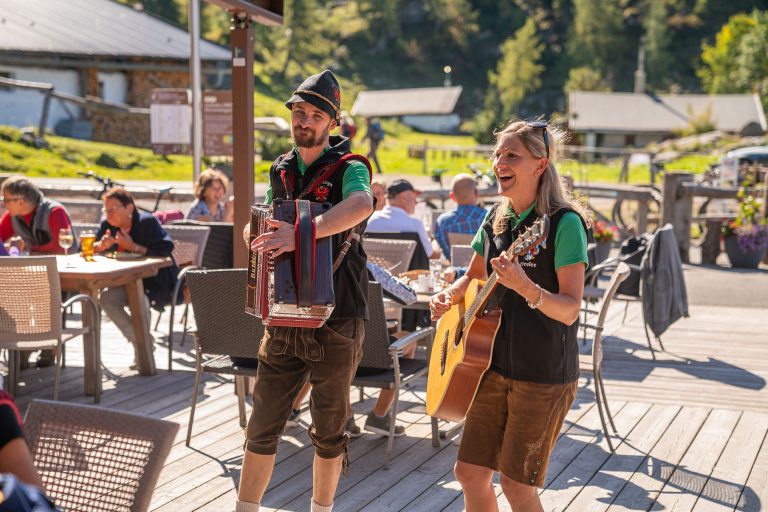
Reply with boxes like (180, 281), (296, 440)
(57, 254), (173, 396)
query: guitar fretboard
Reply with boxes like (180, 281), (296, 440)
(461, 216), (548, 325)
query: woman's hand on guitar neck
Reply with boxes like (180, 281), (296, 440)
(490, 253), (537, 299)
(429, 289), (454, 321)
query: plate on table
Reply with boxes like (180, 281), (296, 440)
(110, 252), (144, 260)
(398, 269), (430, 280)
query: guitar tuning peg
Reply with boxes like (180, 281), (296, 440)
(524, 252), (533, 261)
(540, 240), (547, 250)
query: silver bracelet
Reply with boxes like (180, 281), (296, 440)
(526, 284), (544, 309)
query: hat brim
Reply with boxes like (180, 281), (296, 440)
(285, 94), (338, 122)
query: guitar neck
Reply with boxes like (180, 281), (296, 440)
(462, 239), (523, 324)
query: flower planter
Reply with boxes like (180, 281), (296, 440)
(594, 240), (612, 263)
(724, 236), (767, 269)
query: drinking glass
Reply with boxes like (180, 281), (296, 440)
(59, 227), (74, 266)
(80, 230), (96, 262)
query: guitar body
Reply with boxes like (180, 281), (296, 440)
(426, 279), (502, 422)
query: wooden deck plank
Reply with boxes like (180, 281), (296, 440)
(653, 409), (742, 511)
(692, 411), (768, 511)
(606, 406), (710, 511)
(539, 402), (651, 511)
(737, 427), (768, 512)
(284, 409), (447, 512)
(565, 403), (681, 511)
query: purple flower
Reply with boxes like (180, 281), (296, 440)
(734, 224), (768, 253)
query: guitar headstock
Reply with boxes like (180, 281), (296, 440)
(509, 215), (550, 261)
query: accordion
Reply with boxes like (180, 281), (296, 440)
(245, 199), (335, 327)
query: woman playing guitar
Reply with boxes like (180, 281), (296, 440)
(429, 119), (591, 512)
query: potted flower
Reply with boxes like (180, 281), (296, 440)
(721, 173), (768, 269)
(593, 220), (618, 263)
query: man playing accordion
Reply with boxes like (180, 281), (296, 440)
(237, 70), (373, 512)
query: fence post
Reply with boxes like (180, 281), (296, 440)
(422, 139), (429, 174)
(661, 172), (693, 263)
(38, 92), (53, 138)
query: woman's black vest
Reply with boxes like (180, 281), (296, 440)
(482, 205), (587, 384)
(269, 135), (369, 320)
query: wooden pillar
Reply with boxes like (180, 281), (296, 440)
(231, 14), (255, 268)
(661, 172), (693, 263)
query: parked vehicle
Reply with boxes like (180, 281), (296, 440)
(717, 146), (768, 186)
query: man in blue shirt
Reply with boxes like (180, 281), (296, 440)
(434, 173), (487, 257)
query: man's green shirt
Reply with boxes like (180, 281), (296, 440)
(263, 146), (372, 205)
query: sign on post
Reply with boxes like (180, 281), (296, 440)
(203, 90), (233, 157)
(150, 89), (191, 155)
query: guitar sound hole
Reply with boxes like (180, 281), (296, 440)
(452, 319), (464, 348)
(440, 330), (449, 375)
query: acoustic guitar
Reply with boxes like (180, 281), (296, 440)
(426, 216), (550, 422)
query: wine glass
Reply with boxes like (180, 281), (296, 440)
(59, 227), (74, 266)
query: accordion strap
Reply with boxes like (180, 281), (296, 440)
(333, 227), (361, 272)
(294, 200), (315, 308)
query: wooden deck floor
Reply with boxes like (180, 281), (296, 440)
(7, 299), (768, 511)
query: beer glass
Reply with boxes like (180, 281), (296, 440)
(81, 230), (96, 262)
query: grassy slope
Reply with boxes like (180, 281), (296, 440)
(0, 88), (723, 184)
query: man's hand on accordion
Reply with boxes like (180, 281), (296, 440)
(250, 217), (296, 257)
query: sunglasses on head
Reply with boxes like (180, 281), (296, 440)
(526, 121), (549, 161)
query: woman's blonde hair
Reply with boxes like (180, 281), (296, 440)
(194, 168), (229, 201)
(491, 120), (590, 235)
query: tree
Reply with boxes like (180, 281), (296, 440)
(564, 67), (611, 95)
(568, 0), (631, 88)
(473, 18), (544, 142)
(698, 11), (768, 95)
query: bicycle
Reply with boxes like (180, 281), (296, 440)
(78, 170), (174, 214)
(467, 162), (497, 189)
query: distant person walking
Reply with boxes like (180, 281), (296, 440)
(365, 117), (384, 174)
(339, 111), (357, 147)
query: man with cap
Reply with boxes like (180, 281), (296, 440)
(366, 178), (441, 259)
(238, 70), (373, 512)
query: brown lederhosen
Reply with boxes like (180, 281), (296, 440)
(245, 318), (364, 460)
(457, 371), (577, 487)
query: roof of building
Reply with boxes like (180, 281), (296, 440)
(0, 0), (230, 61)
(351, 86), (462, 117)
(568, 91), (767, 133)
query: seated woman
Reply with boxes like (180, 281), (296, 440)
(187, 168), (234, 222)
(93, 187), (178, 367)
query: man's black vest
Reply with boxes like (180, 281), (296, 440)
(482, 205), (587, 384)
(269, 135), (369, 320)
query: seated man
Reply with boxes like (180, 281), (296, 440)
(93, 187), (177, 369)
(1, 176), (76, 367)
(434, 173), (487, 257)
(366, 179), (440, 259)
(0, 176), (75, 255)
